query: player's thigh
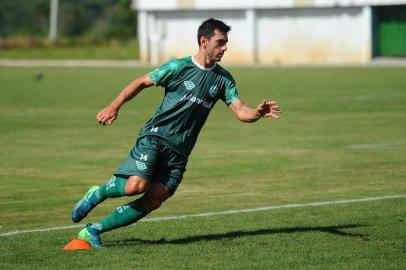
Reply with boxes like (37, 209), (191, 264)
(115, 136), (160, 185)
(156, 145), (188, 195)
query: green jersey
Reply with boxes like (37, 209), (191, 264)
(138, 56), (240, 157)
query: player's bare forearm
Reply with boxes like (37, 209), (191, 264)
(96, 74), (154, 125)
(109, 75), (154, 110)
(228, 99), (281, 123)
(234, 103), (262, 123)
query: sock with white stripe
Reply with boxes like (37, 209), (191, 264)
(89, 176), (127, 205)
(90, 198), (147, 234)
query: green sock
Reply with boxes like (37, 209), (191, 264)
(90, 176), (127, 205)
(90, 198), (147, 234)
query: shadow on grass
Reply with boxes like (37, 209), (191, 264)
(105, 224), (368, 247)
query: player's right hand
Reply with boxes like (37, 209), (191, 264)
(96, 106), (118, 125)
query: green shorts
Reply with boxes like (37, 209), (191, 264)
(115, 136), (188, 194)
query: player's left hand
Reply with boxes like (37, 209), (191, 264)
(256, 100), (282, 119)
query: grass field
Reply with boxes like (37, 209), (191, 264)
(0, 40), (139, 60)
(0, 66), (405, 269)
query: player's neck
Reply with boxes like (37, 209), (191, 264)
(193, 53), (216, 69)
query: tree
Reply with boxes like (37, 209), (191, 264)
(0, 0), (137, 40)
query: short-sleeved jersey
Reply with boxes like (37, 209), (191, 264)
(138, 56), (240, 157)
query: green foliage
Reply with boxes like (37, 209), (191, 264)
(0, 67), (405, 269)
(0, 0), (49, 37)
(103, 0), (137, 39)
(0, 0), (137, 43)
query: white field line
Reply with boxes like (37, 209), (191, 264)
(347, 142), (405, 149)
(1, 194), (405, 237)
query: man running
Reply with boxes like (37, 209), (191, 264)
(71, 18), (281, 248)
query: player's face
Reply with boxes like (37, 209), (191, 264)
(205, 30), (228, 62)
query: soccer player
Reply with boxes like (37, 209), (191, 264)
(71, 18), (281, 248)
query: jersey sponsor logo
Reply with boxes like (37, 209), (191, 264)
(180, 94), (212, 109)
(209, 85), (218, 98)
(183, 81), (195, 90)
(136, 161), (147, 170)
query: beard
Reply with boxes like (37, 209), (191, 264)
(215, 53), (224, 62)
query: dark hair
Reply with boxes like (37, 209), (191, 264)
(197, 18), (231, 46)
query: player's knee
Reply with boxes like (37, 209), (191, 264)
(125, 177), (149, 195)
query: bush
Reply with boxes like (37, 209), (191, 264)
(0, 0), (138, 46)
(0, 35), (134, 49)
(0, 35), (45, 49)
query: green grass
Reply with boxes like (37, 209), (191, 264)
(0, 40), (139, 59)
(0, 66), (405, 269)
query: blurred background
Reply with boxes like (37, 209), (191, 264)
(0, 0), (406, 65)
(0, 0), (138, 59)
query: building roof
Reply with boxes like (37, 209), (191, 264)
(132, 0), (406, 11)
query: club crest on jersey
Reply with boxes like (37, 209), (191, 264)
(136, 161), (147, 170)
(209, 85), (218, 98)
(184, 81), (195, 90)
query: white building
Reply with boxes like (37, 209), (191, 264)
(132, 0), (406, 65)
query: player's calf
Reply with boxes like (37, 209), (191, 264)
(82, 197), (147, 242)
(142, 183), (172, 212)
(71, 175), (132, 223)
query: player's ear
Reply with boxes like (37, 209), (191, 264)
(200, 36), (208, 49)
